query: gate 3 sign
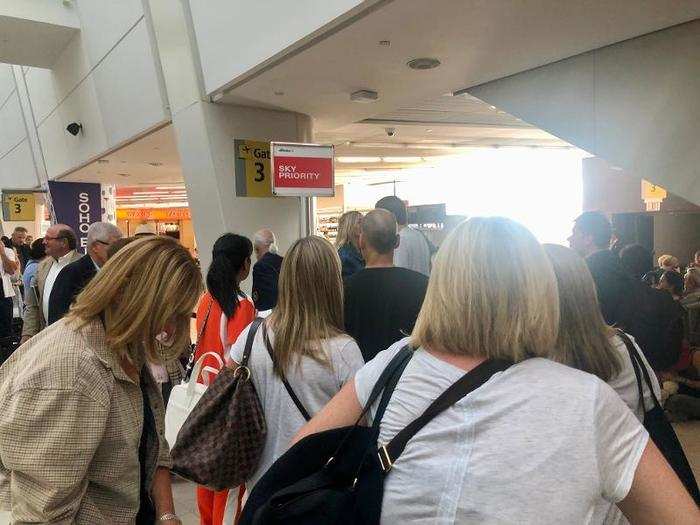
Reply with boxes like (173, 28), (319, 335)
(2, 192), (36, 221)
(271, 142), (334, 197)
(234, 139), (273, 198)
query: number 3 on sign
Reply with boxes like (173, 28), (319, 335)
(255, 162), (265, 182)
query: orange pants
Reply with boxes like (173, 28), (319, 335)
(197, 487), (229, 525)
(197, 486), (245, 525)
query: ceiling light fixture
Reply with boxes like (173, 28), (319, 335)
(407, 57), (441, 70)
(336, 156), (382, 163)
(382, 157), (424, 163)
(379, 40), (391, 46)
(350, 90), (379, 103)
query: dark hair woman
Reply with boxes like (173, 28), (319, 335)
(193, 233), (256, 525)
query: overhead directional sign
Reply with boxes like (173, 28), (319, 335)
(234, 139), (273, 198)
(2, 191), (36, 221)
(271, 142), (334, 197)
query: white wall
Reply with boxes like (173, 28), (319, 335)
(18, 0), (169, 180)
(469, 20), (700, 205)
(0, 64), (39, 189)
(0, 0), (80, 28)
(187, 0), (373, 94)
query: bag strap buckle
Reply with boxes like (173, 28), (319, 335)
(378, 445), (393, 473)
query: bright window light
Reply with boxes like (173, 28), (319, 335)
(343, 148), (585, 244)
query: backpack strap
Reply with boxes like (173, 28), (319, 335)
(261, 322), (312, 421)
(325, 346), (414, 468)
(240, 317), (265, 368)
(617, 329), (647, 414)
(377, 358), (511, 473)
(617, 329), (662, 411)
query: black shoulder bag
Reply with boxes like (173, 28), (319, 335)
(239, 349), (511, 525)
(617, 330), (700, 504)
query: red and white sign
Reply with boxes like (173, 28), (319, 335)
(271, 142), (334, 197)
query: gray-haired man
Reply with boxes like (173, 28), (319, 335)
(47, 222), (122, 325)
(252, 228), (283, 311)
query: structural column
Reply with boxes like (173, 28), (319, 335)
(145, 0), (312, 279)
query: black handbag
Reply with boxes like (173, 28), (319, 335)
(618, 330), (700, 504)
(239, 347), (511, 525)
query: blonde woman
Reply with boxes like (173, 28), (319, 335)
(0, 236), (202, 524)
(543, 243), (666, 524)
(543, 244), (660, 416)
(227, 236), (364, 492)
(295, 217), (698, 524)
(335, 210), (364, 279)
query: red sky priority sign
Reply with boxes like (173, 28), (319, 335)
(271, 142), (334, 197)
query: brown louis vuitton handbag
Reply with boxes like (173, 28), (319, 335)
(171, 317), (266, 490)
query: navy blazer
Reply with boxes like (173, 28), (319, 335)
(252, 252), (283, 311)
(48, 254), (98, 325)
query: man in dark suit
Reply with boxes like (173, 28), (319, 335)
(48, 222), (122, 325)
(251, 229), (283, 311)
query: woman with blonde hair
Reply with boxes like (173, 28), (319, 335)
(0, 236), (202, 524)
(543, 243), (667, 524)
(295, 217), (698, 524)
(227, 235), (364, 492)
(336, 210), (364, 279)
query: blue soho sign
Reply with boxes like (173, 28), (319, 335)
(48, 181), (102, 254)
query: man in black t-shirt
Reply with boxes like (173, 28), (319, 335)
(344, 209), (429, 362)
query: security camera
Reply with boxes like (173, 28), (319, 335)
(66, 122), (83, 136)
(385, 127), (396, 137)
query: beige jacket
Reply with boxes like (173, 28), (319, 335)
(0, 318), (171, 524)
(22, 251), (82, 338)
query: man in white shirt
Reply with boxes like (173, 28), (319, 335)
(376, 196), (432, 276)
(21, 224), (81, 343)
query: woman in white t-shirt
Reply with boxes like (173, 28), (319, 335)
(294, 217), (698, 524)
(228, 236), (364, 492)
(543, 243), (663, 524)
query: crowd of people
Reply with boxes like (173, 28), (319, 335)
(0, 202), (698, 524)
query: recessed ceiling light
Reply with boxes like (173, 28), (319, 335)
(379, 40), (391, 46)
(274, 91), (284, 96)
(117, 173), (130, 177)
(407, 58), (441, 70)
(350, 90), (379, 103)
(148, 162), (163, 167)
(336, 156), (381, 163)
(383, 157), (423, 163)
(426, 129), (433, 133)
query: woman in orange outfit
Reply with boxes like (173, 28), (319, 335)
(194, 233), (256, 525)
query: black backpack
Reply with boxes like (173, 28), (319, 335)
(239, 347), (511, 525)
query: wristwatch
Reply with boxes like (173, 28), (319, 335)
(158, 513), (181, 523)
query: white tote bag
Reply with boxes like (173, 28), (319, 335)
(165, 351), (224, 449)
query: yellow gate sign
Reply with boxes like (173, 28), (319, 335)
(234, 140), (273, 198)
(2, 192), (36, 221)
